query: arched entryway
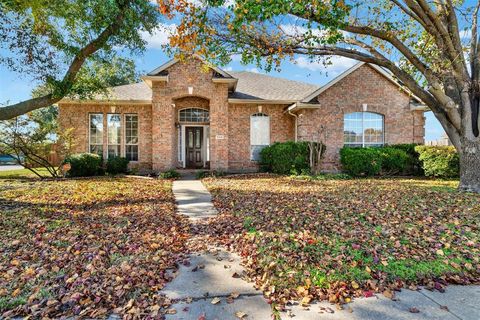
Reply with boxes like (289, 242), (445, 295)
(174, 97), (210, 169)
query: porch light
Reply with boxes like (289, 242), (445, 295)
(188, 86), (193, 95)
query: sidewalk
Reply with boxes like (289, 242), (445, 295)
(165, 175), (480, 320)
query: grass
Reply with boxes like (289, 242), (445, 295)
(204, 174), (480, 305)
(0, 177), (189, 318)
(0, 167), (54, 179)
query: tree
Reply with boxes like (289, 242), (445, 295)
(163, 0), (480, 192)
(0, 0), (159, 120)
(0, 110), (75, 179)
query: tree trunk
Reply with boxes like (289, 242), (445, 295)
(459, 138), (480, 193)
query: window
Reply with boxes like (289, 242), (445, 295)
(179, 108), (209, 122)
(89, 114), (103, 156)
(107, 114), (121, 158)
(344, 112), (384, 147)
(125, 114), (139, 161)
(250, 113), (270, 160)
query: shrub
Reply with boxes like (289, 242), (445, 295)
(64, 153), (102, 177)
(379, 147), (409, 175)
(159, 169), (181, 179)
(195, 170), (225, 179)
(415, 146), (459, 178)
(340, 147), (382, 177)
(260, 141), (310, 175)
(389, 143), (423, 175)
(106, 157), (129, 175)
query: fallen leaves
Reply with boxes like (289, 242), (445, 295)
(210, 297), (221, 304)
(0, 177), (190, 318)
(203, 174), (480, 308)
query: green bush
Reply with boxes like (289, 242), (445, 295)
(415, 146), (459, 178)
(195, 170), (226, 179)
(379, 147), (409, 175)
(260, 141), (310, 175)
(106, 157), (129, 175)
(340, 147), (382, 177)
(64, 153), (102, 177)
(159, 169), (181, 179)
(389, 143), (423, 175)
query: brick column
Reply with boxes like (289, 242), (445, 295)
(209, 86), (229, 171)
(151, 100), (176, 171)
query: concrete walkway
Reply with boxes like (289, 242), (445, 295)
(166, 175), (271, 319)
(167, 175), (480, 320)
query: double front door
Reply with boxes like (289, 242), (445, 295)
(185, 126), (203, 168)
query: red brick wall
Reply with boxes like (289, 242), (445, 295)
(58, 103), (152, 172)
(150, 58), (230, 171)
(297, 64), (425, 171)
(228, 104), (295, 170)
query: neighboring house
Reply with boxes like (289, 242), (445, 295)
(58, 56), (425, 173)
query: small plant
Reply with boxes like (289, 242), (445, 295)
(415, 146), (459, 178)
(106, 156), (129, 175)
(159, 169), (181, 179)
(64, 153), (102, 177)
(195, 170), (225, 179)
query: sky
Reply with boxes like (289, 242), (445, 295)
(0, 20), (445, 141)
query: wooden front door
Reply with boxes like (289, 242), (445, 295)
(186, 127), (203, 168)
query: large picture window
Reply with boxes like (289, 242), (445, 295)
(89, 114), (103, 156)
(250, 113), (270, 160)
(107, 114), (121, 158)
(179, 108), (209, 123)
(125, 114), (139, 161)
(344, 112), (384, 147)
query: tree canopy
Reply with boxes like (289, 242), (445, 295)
(0, 0), (159, 120)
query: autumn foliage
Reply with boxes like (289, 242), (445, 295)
(204, 174), (480, 308)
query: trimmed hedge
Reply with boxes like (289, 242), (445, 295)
(260, 141), (310, 175)
(415, 146), (459, 178)
(389, 143), (423, 175)
(159, 169), (181, 179)
(106, 157), (129, 175)
(340, 147), (383, 176)
(340, 147), (410, 177)
(64, 153), (102, 177)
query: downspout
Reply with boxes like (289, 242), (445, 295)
(287, 107), (298, 142)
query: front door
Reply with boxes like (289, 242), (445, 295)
(186, 127), (203, 168)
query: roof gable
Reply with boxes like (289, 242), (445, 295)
(147, 55), (233, 78)
(301, 62), (423, 104)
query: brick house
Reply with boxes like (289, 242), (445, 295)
(58, 57), (425, 173)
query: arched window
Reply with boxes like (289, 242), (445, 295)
(250, 113), (270, 160)
(344, 112), (384, 147)
(179, 108), (209, 123)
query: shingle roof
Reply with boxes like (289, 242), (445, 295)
(229, 71), (319, 101)
(92, 82), (152, 101)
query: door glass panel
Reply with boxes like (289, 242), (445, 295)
(195, 129), (201, 148)
(188, 131), (193, 148)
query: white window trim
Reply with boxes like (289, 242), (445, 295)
(88, 113), (104, 157)
(106, 113), (122, 159)
(250, 113), (270, 161)
(344, 111), (385, 147)
(124, 113), (139, 162)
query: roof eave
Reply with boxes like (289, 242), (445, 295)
(141, 75), (168, 88)
(287, 102), (321, 112)
(212, 77), (238, 91)
(57, 99), (152, 105)
(228, 98), (298, 105)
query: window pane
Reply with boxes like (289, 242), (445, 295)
(90, 145), (103, 156)
(108, 145), (120, 158)
(90, 114), (103, 145)
(108, 114), (121, 145)
(125, 115), (139, 145)
(344, 112), (384, 147)
(126, 145), (138, 161)
(250, 113), (270, 160)
(179, 108), (209, 122)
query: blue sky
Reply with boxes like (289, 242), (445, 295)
(0, 24), (444, 141)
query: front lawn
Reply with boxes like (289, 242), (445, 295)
(204, 174), (480, 308)
(0, 177), (189, 318)
(0, 167), (54, 179)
